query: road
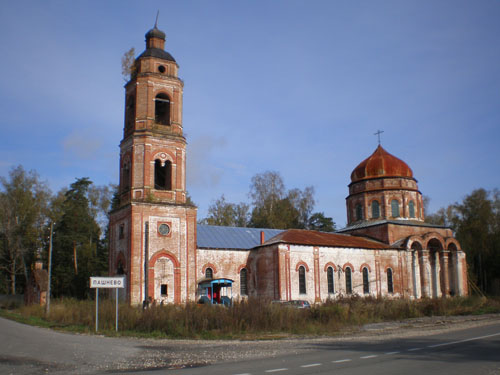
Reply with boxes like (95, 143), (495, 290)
(160, 322), (500, 375)
(0, 315), (499, 374)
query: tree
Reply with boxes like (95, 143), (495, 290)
(250, 196), (300, 229)
(307, 212), (336, 232)
(452, 189), (499, 294)
(426, 188), (500, 294)
(51, 178), (106, 298)
(121, 47), (136, 82)
(87, 183), (116, 235)
(200, 195), (249, 227)
(0, 166), (50, 294)
(248, 171), (315, 229)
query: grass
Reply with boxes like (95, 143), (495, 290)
(1, 296), (499, 339)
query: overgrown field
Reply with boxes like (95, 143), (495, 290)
(2, 296), (500, 339)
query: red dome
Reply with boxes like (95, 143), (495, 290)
(350, 145), (413, 182)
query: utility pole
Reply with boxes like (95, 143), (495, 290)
(46, 222), (53, 315)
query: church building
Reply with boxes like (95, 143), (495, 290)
(109, 25), (468, 305)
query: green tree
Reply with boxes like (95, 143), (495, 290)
(51, 178), (106, 299)
(307, 212), (336, 232)
(248, 171), (315, 229)
(200, 195), (249, 227)
(0, 166), (51, 294)
(453, 189), (499, 294)
(427, 189), (500, 294)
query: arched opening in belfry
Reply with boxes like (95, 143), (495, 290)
(125, 94), (135, 129)
(154, 159), (172, 190)
(428, 238), (443, 298)
(155, 93), (171, 125)
(122, 162), (130, 192)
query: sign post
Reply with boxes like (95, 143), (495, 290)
(90, 277), (125, 332)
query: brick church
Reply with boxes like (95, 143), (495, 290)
(109, 25), (468, 305)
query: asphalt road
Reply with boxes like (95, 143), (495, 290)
(0, 316), (499, 375)
(160, 323), (500, 375)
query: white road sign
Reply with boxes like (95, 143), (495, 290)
(90, 277), (125, 288)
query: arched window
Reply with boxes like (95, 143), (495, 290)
(371, 200), (380, 219)
(391, 199), (400, 217)
(125, 95), (135, 129)
(205, 267), (213, 279)
(363, 267), (370, 294)
(387, 268), (394, 294)
(240, 268), (248, 296)
(327, 266), (334, 294)
(298, 266), (306, 294)
(122, 162), (130, 191)
(154, 159), (172, 190)
(409, 200), (415, 218)
(154, 93), (170, 125)
(117, 260), (125, 275)
(345, 267), (352, 294)
(355, 204), (363, 221)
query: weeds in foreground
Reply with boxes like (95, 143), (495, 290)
(2, 296), (499, 339)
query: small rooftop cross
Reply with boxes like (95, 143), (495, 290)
(374, 130), (384, 145)
(154, 10), (160, 28)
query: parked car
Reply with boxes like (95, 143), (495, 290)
(287, 300), (311, 309)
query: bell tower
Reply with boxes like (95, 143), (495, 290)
(110, 24), (197, 305)
(120, 24), (186, 204)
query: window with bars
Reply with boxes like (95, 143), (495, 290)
(240, 268), (248, 296)
(205, 268), (213, 279)
(387, 268), (394, 294)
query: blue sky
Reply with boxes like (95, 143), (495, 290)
(1, 1), (499, 227)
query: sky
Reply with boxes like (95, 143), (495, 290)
(1, 1), (499, 228)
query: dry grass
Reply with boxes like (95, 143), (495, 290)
(6, 296), (500, 339)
